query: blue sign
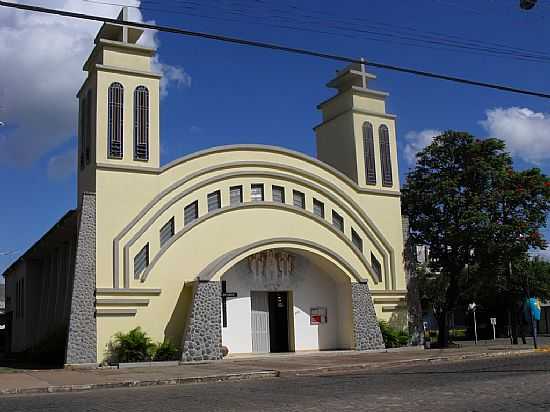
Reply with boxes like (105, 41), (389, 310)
(524, 298), (541, 322)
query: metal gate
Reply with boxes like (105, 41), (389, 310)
(251, 291), (270, 353)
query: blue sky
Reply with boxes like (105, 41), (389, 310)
(2, 0), (550, 279)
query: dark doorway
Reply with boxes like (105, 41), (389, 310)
(268, 292), (290, 352)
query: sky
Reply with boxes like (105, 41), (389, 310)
(1, 0), (550, 279)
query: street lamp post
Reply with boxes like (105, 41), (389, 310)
(469, 303), (478, 344)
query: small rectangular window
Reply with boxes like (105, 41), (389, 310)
(332, 210), (344, 232)
(313, 198), (325, 218)
(371, 253), (382, 282)
(184, 201), (199, 226)
(293, 190), (305, 209)
(134, 244), (149, 279)
(207, 190), (221, 212)
(272, 185), (285, 203)
(352, 228), (363, 252)
(251, 184), (264, 202)
(160, 217), (175, 248)
(230, 185), (243, 206)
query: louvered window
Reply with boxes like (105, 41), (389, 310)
(352, 228), (363, 252)
(85, 89), (92, 164)
(251, 184), (264, 201)
(371, 253), (382, 282)
(379, 125), (393, 187)
(134, 244), (149, 279)
(272, 185), (285, 203)
(184, 201), (199, 225)
(363, 122), (376, 185)
(293, 190), (305, 209)
(79, 95), (87, 169)
(108, 82), (124, 159)
(134, 86), (149, 161)
(207, 190), (221, 212)
(230, 186), (243, 206)
(332, 210), (344, 232)
(313, 198), (325, 218)
(160, 218), (174, 248)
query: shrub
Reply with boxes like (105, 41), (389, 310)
(379, 320), (409, 348)
(153, 340), (180, 362)
(107, 327), (156, 364)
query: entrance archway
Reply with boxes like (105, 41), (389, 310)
(220, 248), (353, 355)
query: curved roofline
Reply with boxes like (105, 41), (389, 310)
(97, 144), (400, 197)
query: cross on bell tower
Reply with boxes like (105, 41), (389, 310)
(314, 59), (399, 191)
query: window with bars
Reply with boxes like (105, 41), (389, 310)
(351, 228), (363, 252)
(251, 184), (264, 201)
(230, 185), (243, 206)
(134, 244), (149, 279)
(108, 82), (124, 159)
(371, 253), (382, 282)
(379, 125), (393, 187)
(313, 198), (325, 218)
(207, 190), (221, 212)
(272, 185), (285, 203)
(184, 201), (199, 225)
(363, 122), (376, 185)
(134, 86), (149, 161)
(332, 210), (344, 232)
(160, 217), (175, 248)
(293, 190), (305, 209)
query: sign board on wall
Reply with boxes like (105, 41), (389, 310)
(310, 307), (327, 325)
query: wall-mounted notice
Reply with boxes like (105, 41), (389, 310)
(310, 307), (327, 325)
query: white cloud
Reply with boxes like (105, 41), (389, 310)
(532, 247), (550, 261)
(0, 0), (189, 167)
(480, 107), (550, 164)
(47, 148), (76, 180)
(403, 129), (442, 166)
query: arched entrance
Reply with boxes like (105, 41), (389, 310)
(220, 248), (353, 355)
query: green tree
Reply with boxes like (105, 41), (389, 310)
(402, 131), (549, 347)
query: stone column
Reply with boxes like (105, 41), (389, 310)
(351, 282), (385, 350)
(65, 192), (97, 365)
(181, 280), (222, 361)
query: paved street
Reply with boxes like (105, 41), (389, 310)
(0, 352), (548, 411)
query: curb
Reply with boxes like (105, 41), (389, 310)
(0, 371), (280, 396)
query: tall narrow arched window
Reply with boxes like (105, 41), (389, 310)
(79, 94), (87, 169)
(86, 89), (92, 164)
(379, 124), (393, 187)
(363, 122), (376, 185)
(134, 86), (149, 161)
(108, 82), (124, 159)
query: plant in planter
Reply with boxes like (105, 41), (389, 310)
(107, 327), (156, 364)
(379, 320), (409, 348)
(153, 340), (180, 362)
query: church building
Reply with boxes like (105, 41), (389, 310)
(2, 14), (408, 365)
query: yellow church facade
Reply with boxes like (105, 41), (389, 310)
(3, 17), (407, 365)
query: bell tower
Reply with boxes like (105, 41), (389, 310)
(77, 8), (161, 202)
(314, 61), (399, 191)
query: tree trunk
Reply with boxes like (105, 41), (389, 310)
(437, 310), (450, 348)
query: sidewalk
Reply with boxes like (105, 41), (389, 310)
(0, 342), (547, 396)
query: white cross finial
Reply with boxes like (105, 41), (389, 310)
(360, 57), (368, 89)
(117, 7), (129, 43)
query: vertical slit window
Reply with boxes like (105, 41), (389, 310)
(379, 125), (393, 187)
(251, 184), (264, 201)
(184, 201), (199, 225)
(230, 186), (243, 206)
(79, 96), (88, 169)
(332, 210), (344, 232)
(293, 190), (305, 209)
(313, 198), (325, 218)
(134, 244), (149, 279)
(160, 217), (175, 248)
(272, 185), (285, 203)
(363, 122), (376, 185)
(352, 228), (363, 252)
(108, 82), (124, 159)
(371, 253), (382, 282)
(86, 89), (92, 164)
(134, 86), (149, 161)
(207, 190), (221, 212)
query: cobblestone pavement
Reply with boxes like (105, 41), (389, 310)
(0, 353), (549, 411)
